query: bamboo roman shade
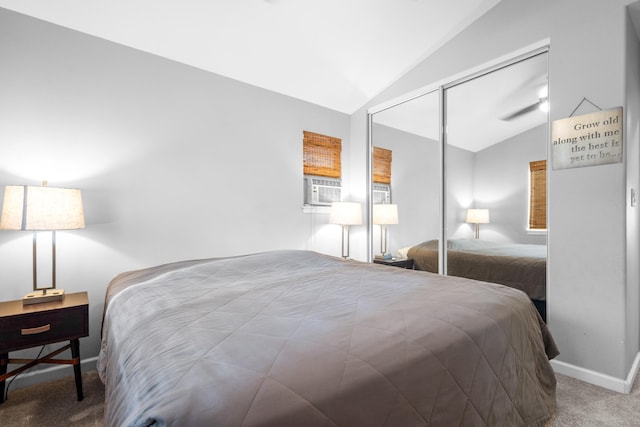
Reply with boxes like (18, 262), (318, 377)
(529, 160), (547, 230)
(303, 131), (342, 178)
(373, 146), (392, 184)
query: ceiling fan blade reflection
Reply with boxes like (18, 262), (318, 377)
(500, 102), (540, 121)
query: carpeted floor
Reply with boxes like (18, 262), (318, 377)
(0, 370), (104, 426)
(0, 370), (638, 426)
(554, 372), (640, 426)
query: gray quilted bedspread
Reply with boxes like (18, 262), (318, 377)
(408, 239), (547, 300)
(98, 250), (557, 426)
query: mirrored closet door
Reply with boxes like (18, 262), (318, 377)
(368, 49), (549, 319)
(443, 51), (549, 317)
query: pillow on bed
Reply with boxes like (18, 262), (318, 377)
(397, 246), (413, 258)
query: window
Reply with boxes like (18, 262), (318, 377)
(303, 131), (342, 207)
(372, 146), (392, 184)
(372, 146), (392, 204)
(529, 160), (546, 230)
(303, 131), (341, 178)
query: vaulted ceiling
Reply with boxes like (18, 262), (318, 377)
(0, 0), (502, 114)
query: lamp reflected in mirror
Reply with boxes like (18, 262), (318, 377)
(373, 204), (398, 259)
(466, 208), (489, 239)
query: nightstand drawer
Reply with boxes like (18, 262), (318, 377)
(0, 305), (88, 353)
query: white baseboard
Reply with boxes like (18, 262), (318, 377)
(551, 352), (640, 394)
(4, 356), (98, 392)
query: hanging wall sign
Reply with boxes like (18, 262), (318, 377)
(551, 106), (623, 170)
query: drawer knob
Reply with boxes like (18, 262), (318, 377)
(21, 324), (51, 335)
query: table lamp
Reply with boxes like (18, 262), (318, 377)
(329, 202), (362, 259)
(0, 181), (85, 305)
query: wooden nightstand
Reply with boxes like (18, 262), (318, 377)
(0, 291), (89, 403)
(373, 257), (415, 269)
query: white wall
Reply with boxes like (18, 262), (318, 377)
(0, 8), (350, 383)
(353, 0), (640, 389)
(474, 124), (547, 244)
(446, 146), (476, 239)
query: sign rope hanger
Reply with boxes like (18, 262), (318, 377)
(569, 97), (603, 117)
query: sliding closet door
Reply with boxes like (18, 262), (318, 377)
(443, 52), (548, 275)
(369, 91), (440, 261)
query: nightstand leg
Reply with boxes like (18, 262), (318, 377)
(70, 339), (83, 401)
(0, 353), (7, 403)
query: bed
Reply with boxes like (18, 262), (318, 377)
(407, 239), (546, 316)
(98, 250), (557, 426)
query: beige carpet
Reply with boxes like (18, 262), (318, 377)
(554, 372), (640, 426)
(0, 370), (104, 426)
(0, 370), (638, 426)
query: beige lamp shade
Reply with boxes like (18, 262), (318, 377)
(466, 208), (490, 224)
(0, 185), (85, 231)
(373, 204), (398, 225)
(329, 202), (362, 225)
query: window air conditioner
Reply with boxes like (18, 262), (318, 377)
(373, 183), (391, 204)
(304, 176), (342, 206)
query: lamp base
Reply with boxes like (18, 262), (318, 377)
(22, 289), (65, 306)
